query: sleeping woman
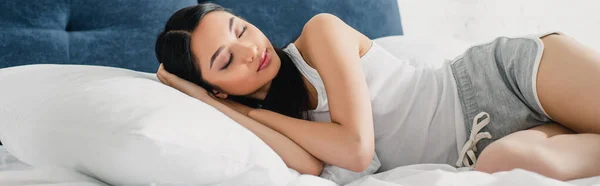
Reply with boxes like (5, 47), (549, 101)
(155, 3), (600, 181)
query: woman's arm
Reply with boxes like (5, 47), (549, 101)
(156, 64), (323, 176)
(248, 13), (375, 172)
(200, 97), (324, 175)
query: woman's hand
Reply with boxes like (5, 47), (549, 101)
(156, 63), (253, 116)
(156, 65), (322, 174)
(156, 63), (210, 101)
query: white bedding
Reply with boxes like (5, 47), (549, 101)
(2, 146), (599, 186)
(0, 146), (107, 186)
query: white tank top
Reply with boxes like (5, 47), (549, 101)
(283, 42), (466, 172)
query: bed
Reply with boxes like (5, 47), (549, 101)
(2, 145), (600, 186)
(1, 0), (599, 185)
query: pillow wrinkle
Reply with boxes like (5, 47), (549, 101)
(0, 65), (291, 185)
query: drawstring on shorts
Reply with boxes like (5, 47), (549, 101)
(456, 112), (492, 168)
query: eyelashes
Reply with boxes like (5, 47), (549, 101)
(221, 53), (233, 70)
(239, 25), (247, 38)
(221, 25), (248, 70)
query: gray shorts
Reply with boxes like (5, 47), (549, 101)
(450, 32), (562, 157)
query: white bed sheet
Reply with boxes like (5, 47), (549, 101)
(346, 164), (600, 186)
(3, 146), (599, 186)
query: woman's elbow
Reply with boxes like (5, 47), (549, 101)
(310, 162), (324, 176)
(347, 141), (375, 172)
(297, 160), (324, 176)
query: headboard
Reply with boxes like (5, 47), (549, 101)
(205, 0), (404, 47)
(0, 0), (402, 73)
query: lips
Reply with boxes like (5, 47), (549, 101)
(257, 49), (270, 72)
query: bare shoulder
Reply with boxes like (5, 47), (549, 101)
(294, 13), (340, 47)
(294, 13), (372, 61)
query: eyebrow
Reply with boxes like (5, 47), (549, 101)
(210, 17), (236, 69)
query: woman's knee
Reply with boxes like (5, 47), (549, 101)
(475, 137), (529, 173)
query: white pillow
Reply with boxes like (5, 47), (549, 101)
(0, 64), (293, 186)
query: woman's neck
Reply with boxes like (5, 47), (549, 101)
(245, 71), (318, 111)
(247, 81), (272, 101)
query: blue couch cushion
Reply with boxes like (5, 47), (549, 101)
(202, 0), (403, 47)
(0, 0), (197, 72)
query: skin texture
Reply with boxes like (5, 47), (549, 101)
(475, 34), (600, 181)
(158, 12), (600, 179)
(190, 11), (280, 100)
(249, 13), (376, 172)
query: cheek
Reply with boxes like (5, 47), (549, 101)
(266, 58), (281, 80)
(219, 70), (263, 95)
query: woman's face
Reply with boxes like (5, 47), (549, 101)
(190, 11), (280, 97)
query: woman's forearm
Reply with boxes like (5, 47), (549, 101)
(248, 109), (373, 172)
(199, 97), (323, 175)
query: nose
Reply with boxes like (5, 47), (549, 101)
(231, 41), (258, 64)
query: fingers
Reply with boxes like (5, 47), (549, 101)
(208, 92), (219, 100)
(157, 63), (168, 85)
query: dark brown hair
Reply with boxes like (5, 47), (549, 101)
(155, 3), (311, 119)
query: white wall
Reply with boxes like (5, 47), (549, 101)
(397, 0), (600, 50)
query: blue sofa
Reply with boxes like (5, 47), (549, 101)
(0, 0), (402, 73)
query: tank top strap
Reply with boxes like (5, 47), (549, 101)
(282, 43), (329, 112)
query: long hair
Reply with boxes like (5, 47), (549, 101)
(155, 3), (311, 120)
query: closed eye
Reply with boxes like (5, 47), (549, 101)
(220, 25), (246, 70)
(238, 25), (247, 38)
(221, 53), (233, 70)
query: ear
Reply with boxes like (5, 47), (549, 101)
(212, 89), (228, 99)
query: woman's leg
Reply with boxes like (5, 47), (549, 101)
(475, 35), (600, 180)
(475, 124), (600, 181)
(536, 34), (600, 133)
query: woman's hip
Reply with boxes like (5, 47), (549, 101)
(449, 32), (562, 157)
